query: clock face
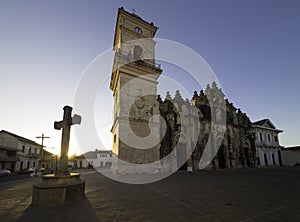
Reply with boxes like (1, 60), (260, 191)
(135, 27), (142, 35)
(135, 97), (145, 109)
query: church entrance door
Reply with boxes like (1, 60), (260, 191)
(175, 140), (188, 171)
(218, 145), (226, 169)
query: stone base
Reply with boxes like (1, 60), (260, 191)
(111, 160), (163, 176)
(32, 173), (85, 206)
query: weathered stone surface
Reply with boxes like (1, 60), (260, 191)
(32, 173), (85, 206)
(110, 8), (256, 171)
(110, 8), (163, 166)
(159, 83), (256, 171)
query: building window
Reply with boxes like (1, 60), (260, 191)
(259, 133), (263, 141)
(34, 148), (37, 154)
(33, 162), (36, 167)
(274, 136), (278, 142)
(22, 145), (25, 152)
(114, 134), (117, 143)
(28, 147), (31, 154)
(133, 45), (143, 60)
(267, 134), (271, 141)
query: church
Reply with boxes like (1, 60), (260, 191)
(109, 7), (277, 171)
(158, 84), (256, 170)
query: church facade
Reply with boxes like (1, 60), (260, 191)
(158, 83), (256, 171)
(110, 8), (281, 171)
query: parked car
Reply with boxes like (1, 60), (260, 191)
(0, 169), (11, 176)
(19, 168), (34, 174)
(38, 168), (45, 172)
(41, 168), (54, 175)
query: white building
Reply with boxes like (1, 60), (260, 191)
(75, 150), (112, 169)
(281, 146), (300, 167)
(252, 119), (283, 167)
(0, 130), (42, 172)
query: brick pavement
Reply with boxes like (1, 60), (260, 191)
(84, 168), (300, 222)
(0, 177), (35, 222)
(0, 168), (299, 222)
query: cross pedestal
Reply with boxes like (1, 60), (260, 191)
(32, 106), (85, 206)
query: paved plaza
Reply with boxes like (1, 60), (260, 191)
(0, 167), (299, 222)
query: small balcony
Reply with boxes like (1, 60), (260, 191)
(0, 154), (17, 162)
(256, 140), (280, 147)
(115, 49), (162, 71)
(31, 153), (41, 158)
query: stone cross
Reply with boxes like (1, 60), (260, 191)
(54, 106), (81, 176)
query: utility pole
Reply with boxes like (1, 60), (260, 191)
(36, 133), (50, 168)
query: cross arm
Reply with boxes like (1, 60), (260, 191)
(72, 114), (81, 125)
(54, 121), (63, 130)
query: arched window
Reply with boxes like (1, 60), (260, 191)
(133, 45), (143, 60)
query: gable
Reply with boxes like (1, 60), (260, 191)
(84, 151), (97, 159)
(253, 119), (277, 129)
(0, 130), (40, 146)
(262, 120), (276, 129)
(0, 131), (19, 150)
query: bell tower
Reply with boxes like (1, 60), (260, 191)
(110, 7), (163, 164)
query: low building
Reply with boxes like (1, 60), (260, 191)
(0, 144), (17, 172)
(75, 150), (112, 169)
(0, 130), (42, 172)
(42, 149), (57, 170)
(252, 119), (283, 167)
(281, 146), (300, 167)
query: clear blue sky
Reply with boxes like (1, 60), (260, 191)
(0, 0), (299, 155)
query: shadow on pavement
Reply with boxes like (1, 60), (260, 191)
(17, 196), (99, 222)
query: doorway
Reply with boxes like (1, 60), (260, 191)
(264, 154), (268, 166)
(176, 142), (188, 170)
(217, 145), (226, 169)
(277, 150), (283, 166)
(272, 154), (276, 165)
